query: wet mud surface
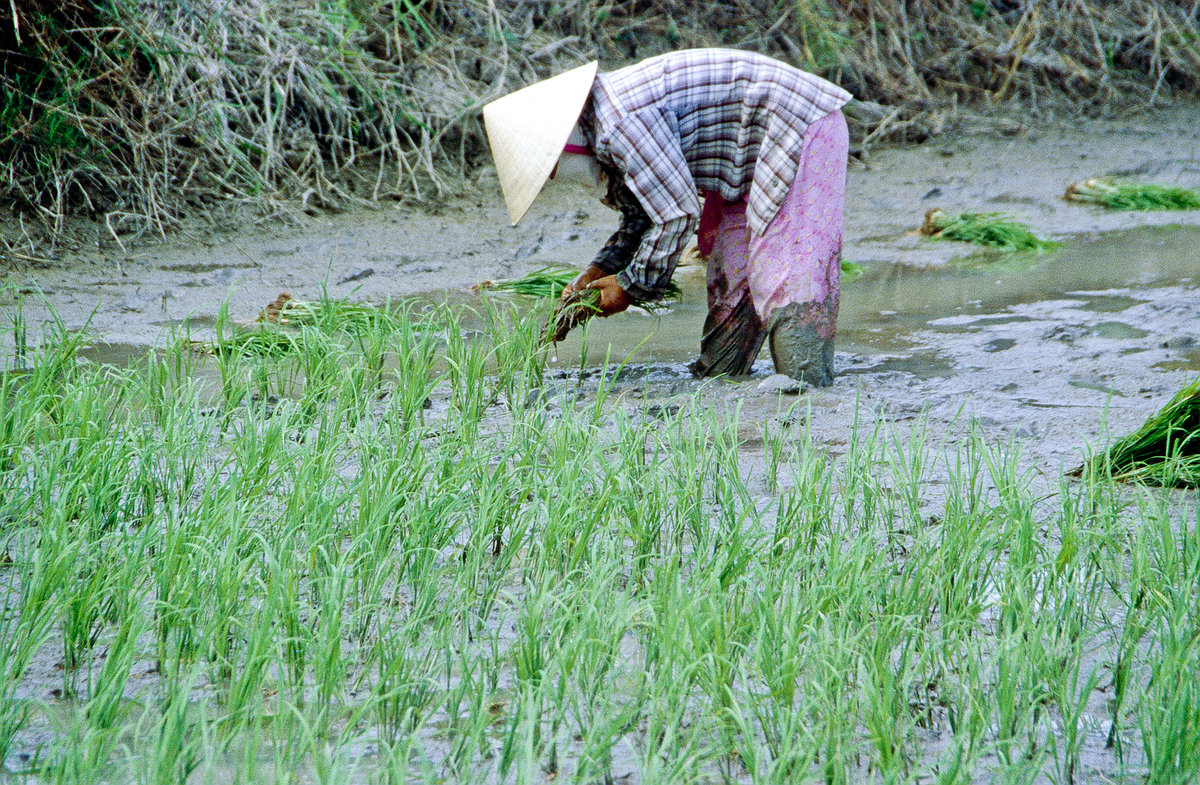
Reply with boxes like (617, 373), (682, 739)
(1, 103), (1199, 783)
(4, 102), (1198, 481)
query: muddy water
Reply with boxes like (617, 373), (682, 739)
(535, 224), (1200, 376)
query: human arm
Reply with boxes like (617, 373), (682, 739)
(601, 108), (699, 302)
(561, 173), (650, 314)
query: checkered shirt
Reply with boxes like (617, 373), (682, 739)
(585, 49), (851, 300)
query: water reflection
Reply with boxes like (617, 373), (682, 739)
(549, 225), (1200, 368)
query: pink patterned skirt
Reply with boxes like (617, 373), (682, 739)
(690, 108), (848, 382)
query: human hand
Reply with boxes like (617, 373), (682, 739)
(545, 273), (631, 343)
(562, 264), (607, 300)
(585, 275), (631, 317)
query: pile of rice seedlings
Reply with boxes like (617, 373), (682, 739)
(192, 294), (403, 357)
(1065, 178), (1200, 210)
(1085, 376), (1200, 488)
(191, 328), (302, 359)
(919, 208), (1061, 253)
(262, 293), (404, 334)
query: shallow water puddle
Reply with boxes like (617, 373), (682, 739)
(542, 224), (1200, 372)
(63, 224), (1199, 379)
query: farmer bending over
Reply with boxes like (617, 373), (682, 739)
(483, 49), (851, 385)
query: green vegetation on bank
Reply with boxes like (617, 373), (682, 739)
(4, 0), (1200, 252)
(0, 298), (1197, 781)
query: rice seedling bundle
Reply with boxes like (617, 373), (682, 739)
(474, 267), (580, 300)
(191, 294), (403, 357)
(1087, 376), (1200, 488)
(1064, 178), (1200, 211)
(919, 209), (1060, 253)
(190, 328), (301, 358)
(477, 267), (683, 343)
(267, 295), (402, 333)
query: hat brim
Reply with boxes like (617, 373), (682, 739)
(483, 61), (599, 226)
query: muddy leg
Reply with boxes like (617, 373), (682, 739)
(689, 193), (767, 378)
(690, 292), (765, 378)
(767, 297), (837, 386)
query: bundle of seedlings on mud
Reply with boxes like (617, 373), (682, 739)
(190, 326), (302, 359)
(919, 209), (1061, 253)
(190, 293), (405, 357)
(1064, 178), (1200, 211)
(254, 293), (404, 334)
(1083, 376), (1200, 488)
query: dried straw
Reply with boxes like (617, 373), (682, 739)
(3, 0), (1199, 253)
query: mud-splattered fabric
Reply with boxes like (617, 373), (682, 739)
(690, 108), (848, 379)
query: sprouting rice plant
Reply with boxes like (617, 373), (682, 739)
(919, 209), (1061, 253)
(1065, 178), (1200, 211)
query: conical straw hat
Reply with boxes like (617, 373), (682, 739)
(483, 61), (598, 225)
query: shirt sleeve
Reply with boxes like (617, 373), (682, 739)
(603, 108), (700, 302)
(590, 176), (652, 277)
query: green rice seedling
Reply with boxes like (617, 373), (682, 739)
(370, 615), (441, 742)
(478, 298), (550, 411)
(474, 266), (581, 299)
(44, 611), (144, 784)
(839, 398), (886, 530)
(216, 605), (276, 739)
(379, 303), (448, 430)
(1137, 611), (1200, 782)
(479, 266), (684, 344)
(839, 258), (865, 280)
(1085, 376), (1200, 487)
(133, 670), (206, 785)
(885, 413), (934, 532)
(1065, 177), (1200, 210)
(919, 208), (1061, 253)
(0, 549), (63, 762)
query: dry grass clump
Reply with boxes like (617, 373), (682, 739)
(2, 0), (491, 247)
(3, 0), (1200, 254)
(1065, 178), (1200, 211)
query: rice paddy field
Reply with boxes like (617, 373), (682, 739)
(1, 287), (1198, 784)
(3, 1), (1200, 777)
